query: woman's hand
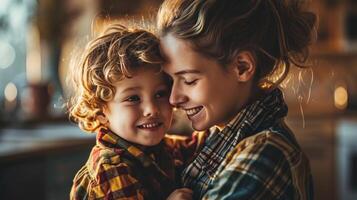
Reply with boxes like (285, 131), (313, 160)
(167, 188), (193, 200)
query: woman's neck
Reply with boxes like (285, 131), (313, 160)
(215, 85), (266, 131)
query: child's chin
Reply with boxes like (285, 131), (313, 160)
(143, 139), (162, 146)
(138, 132), (165, 146)
(141, 137), (163, 146)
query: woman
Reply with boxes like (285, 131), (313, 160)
(157, 0), (316, 199)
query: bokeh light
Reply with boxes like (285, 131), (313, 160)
(334, 86), (348, 110)
(0, 40), (16, 69)
(4, 82), (18, 102)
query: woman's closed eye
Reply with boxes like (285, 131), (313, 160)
(184, 79), (198, 85)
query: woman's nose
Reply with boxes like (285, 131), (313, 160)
(169, 82), (188, 107)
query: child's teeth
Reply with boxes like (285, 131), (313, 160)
(141, 123), (159, 128)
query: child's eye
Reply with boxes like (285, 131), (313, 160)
(155, 90), (169, 99)
(125, 95), (140, 102)
(184, 79), (198, 85)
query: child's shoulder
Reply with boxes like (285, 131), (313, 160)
(72, 145), (142, 199)
(86, 145), (129, 178)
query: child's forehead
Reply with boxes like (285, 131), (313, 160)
(113, 67), (170, 90)
(118, 64), (162, 76)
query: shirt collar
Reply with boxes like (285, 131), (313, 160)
(96, 128), (162, 156)
(222, 88), (288, 137)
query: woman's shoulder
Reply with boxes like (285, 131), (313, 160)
(229, 125), (304, 167)
(242, 128), (298, 150)
(209, 124), (313, 200)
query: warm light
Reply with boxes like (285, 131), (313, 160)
(26, 25), (42, 84)
(4, 82), (18, 102)
(0, 40), (16, 69)
(26, 50), (42, 83)
(334, 86), (348, 110)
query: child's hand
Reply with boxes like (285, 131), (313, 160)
(167, 188), (193, 200)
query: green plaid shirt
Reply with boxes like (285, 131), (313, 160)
(182, 89), (314, 200)
(70, 128), (178, 200)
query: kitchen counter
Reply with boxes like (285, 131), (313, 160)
(0, 123), (95, 200)
(0, 123), (95, 163)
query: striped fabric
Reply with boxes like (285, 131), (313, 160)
(70, 128), (177, 200)
(181, 89), (314, 200)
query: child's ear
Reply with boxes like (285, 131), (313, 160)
(97, 114), (109, 125)
(98, 109), (109, 125)
(231, 51), (256, 82)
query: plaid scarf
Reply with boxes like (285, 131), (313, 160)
(181, 88), (288, 199)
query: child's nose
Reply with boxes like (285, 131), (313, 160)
(143, 102), (160, 117)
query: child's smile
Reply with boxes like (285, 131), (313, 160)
(137, 119), (164, 132)
(104, 67), (173, 146)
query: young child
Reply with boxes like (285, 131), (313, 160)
(157, 0), (317, 199)
(69, 24), (180, 200)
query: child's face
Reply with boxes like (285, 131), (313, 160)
(104, 67), (173, 146)
(160, 34), (247, 131)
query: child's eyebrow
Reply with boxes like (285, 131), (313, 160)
(174, 69), (201, 76)
(120, 86), (141, 93)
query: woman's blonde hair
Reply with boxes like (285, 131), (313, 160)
(157, 0), (317, 90)
(69, 24), (164, 132)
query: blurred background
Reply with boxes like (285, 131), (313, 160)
(0, 0), (356, 199)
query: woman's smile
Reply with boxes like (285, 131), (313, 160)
(184, 106), (203, 117)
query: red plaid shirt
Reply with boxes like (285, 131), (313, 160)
(70, 128), (203, 200)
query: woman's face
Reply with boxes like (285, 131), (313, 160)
(160, 34), (248, 131)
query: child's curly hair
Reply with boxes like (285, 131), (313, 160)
(69, 24), (164, 132)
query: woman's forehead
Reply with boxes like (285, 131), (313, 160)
(160, 34), (214, 73)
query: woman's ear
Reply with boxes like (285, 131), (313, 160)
(231, 51), (256, 82)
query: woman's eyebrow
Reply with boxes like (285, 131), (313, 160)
(174, 69), (201, 76)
